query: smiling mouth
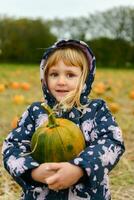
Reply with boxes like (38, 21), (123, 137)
(56, 90), (69, 93)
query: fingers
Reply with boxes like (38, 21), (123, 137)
(47, 163), (61, 171)
(45, 173), (59, 185)
(45, 172), (67, 191)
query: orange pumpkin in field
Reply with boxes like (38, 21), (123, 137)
(94, 82), (106, 95)
(13, 95), (25, 104)
(0, 84), (5, 92)
(11, 82), (20, 89)
(109, 102), (120, 113)
(129, 90), (134, 100)
(21, 82), (31, 90)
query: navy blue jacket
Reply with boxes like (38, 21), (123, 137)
(2, 40), (125, 200)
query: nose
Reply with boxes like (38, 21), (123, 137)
(57, 75), (66, 85)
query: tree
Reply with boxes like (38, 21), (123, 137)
(0, 17), (57, 62)
(88, 37), (133, 67)
(83, 6), (134, 42)
(49, 17), (89, 41)
(49, 6), (134, 42)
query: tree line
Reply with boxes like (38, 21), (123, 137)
(0, 6), (133, 67)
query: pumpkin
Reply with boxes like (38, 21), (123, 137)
(21, 82), (30, 90)
(0, 84), (5, 92)
(94, 82), (106, 95)
(31, 103), (85, 163)
(13, 95), (25, 104)
(11, 82), (20, 89)
(129, 90), (134, 100)
(109, 102), (120, 113)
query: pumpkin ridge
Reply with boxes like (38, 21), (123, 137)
(57, 119), (85, 154)
(54, 126), (67, 153)
(31, 105), (86, 163)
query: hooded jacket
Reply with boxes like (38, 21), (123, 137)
(2, 39), (125, 200)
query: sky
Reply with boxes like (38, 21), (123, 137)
(0, 0), (134, 19)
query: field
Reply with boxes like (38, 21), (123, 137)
(0, 63), (134, 200)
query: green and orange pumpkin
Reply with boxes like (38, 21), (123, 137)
(31, 103), (85, 163)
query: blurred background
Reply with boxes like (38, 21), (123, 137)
(0, 0), (134, 66)
(0, 0), (134, 199)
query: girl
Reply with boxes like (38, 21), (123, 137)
(2, 39), (125, 200)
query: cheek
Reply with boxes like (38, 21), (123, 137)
(69, 79), (80, 89)
(46, 77), (53, 90)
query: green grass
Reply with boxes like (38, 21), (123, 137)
(0, 63), (134, 200)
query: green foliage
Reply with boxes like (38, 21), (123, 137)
(0, 6), (134, 67)
(88, 37), (134, 67)
(0, 17), (57, 63)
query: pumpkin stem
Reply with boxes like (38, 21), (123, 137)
(41, 103), (59, 128)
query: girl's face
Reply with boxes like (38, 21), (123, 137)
(47, 59), (82, 102)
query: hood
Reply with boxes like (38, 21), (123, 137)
(40, 39), (96, 108)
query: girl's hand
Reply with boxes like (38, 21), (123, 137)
(45, 162), (84, 190)
(31, 163), (56, 183)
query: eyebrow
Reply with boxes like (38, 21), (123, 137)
(49, 69), (80, 75)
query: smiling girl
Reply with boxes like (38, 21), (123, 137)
(2, 39), (125, 200)
(45, 46), (88, 109)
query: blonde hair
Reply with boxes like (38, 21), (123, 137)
(44, 46), (89, 110)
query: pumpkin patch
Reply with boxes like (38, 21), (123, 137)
(0, 65), (134, 199)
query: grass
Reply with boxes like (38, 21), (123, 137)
(0, 63), (134, 200)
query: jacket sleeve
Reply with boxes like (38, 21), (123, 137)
(70, 99), (125, 190)
(2, 103), (41, 190)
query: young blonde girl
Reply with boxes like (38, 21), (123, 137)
(2, 39), (125, 200)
